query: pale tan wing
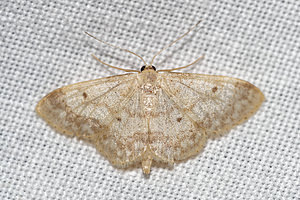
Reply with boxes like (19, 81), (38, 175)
(92, 87), (148, 166)
(148, 86), (207, 163)
(36, 73), (148, 166)
(149, 72), (264, 163)
(160, 72), (265, 136)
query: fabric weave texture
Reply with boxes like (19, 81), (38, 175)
(1, 0), (299, 199)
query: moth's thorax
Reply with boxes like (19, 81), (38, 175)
(138, 69), (158, 83)
(138, 69), (160, 116)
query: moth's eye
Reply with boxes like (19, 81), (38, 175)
(141, 66), (146, 71)
(152, 66), (156, 71)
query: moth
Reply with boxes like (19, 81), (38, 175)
(36, 21), (264, 174)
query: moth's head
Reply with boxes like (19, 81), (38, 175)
(140, 65), (156, 72)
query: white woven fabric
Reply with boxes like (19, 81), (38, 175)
(1, 0), (299, 199)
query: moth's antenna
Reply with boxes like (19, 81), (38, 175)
(150, 20), (201, 66)
(91, 54), (139, 73)
(85, 31), (147, 70)
(157, 55), (204, 72)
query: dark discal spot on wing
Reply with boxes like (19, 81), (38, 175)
(116, 117), (121, 122)
(177, 117), (182, 122)
(212, 86), (218, 93)
(83, 92), (88, 99)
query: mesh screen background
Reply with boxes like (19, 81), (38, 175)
(1, 0), (299, 199)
